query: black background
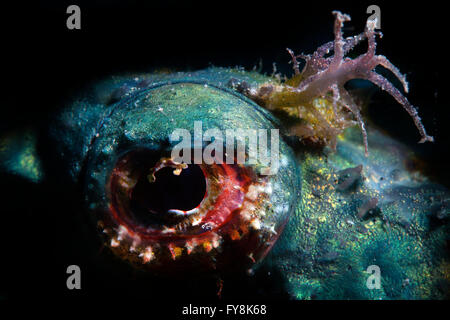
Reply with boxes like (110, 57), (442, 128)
(1, 0), (449, 308)
(2, 0), (449, 183)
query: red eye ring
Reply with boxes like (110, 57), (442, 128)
(96, 148), (277, 272)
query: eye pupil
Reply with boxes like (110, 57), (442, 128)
(130, 164), (206, 224)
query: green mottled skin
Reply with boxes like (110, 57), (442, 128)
(0, 129), (43, 183)
(1, 67), (448, 299)
(207, 68), (449, 299)
(270, 126), (449, 299)
(80, 73), (300, 241)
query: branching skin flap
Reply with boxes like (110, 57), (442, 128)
(250, 11), (434, 155)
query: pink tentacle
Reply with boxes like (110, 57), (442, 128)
(339, 86), (369, 156)
(363, 17), (378, 61)
(264, 10), (434, 156)
(366, 71), (434, 143)
(286, 48), (300, 75)
(375, 55), (409, 93)
(312, 33), (366, 61)
(331, 11), (351, 67)
(295, 70), (323, 92)
(330, 84), (340, 119)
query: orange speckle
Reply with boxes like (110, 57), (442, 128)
(240, 224), (249, 235)
(203, 241), (212, 252)
(142, 246), (154, 263)
(185, 240), (196, 254)
(169, 244), (183, 260)
(230, 229), (241, 240)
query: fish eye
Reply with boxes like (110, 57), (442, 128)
(60, 78), (301, 274)
(3, 3), (447, 302)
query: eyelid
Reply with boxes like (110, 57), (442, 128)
(77, 74), (300, 273)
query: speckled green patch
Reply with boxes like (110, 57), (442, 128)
(0, 128), (43, 183)
(270, 126), (449, 299)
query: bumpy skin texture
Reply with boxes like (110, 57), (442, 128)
(51, 67), (301, 274)
(49, 68), (275, 183)
(2, 68), (449, 299)
(270, 127), (449, 299)
(216, 68), (448, 299)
